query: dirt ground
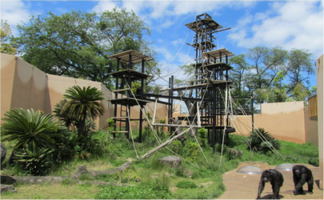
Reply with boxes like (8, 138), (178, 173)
(219, 162), (323, 199)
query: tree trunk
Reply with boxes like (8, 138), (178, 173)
(140, 128), (191, 159)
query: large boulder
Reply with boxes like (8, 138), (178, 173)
(158, 156), (181, 167)
(0, 143), (7, 167)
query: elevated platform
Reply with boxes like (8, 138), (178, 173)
(202, 48), (235, 59)
(107, 69), (152, 80)
(109, 97), (150, 106)
(187, 42), (216, 50)
(185, 17), (223, 32)
(192, 62), (233, 71)
(108, 49), (153, 64)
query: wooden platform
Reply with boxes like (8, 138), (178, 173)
(202, 48), (235, 59)
(108, 49), (153, 64)
(185, 18), (223, 32)
(107, 69), (152, 80)
(109, 97), (150, 106)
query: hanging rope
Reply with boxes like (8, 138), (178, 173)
(126, 104), (139, 158)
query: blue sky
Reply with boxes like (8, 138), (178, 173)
(1, 0), (323, 89)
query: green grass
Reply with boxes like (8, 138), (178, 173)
(0, 131), (319, 199)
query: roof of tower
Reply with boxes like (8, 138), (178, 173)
(108, 50), (153, 64)
(185, 17), (223, 32)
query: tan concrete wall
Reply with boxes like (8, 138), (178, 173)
(10, 57), (47, 111)
(304, 106), (318, 146)
(44, 74), (114, 129)
(233, 102), (307, 144)
(316, 55), (323, 189)
(1, 54), (16, 120)
(0, 53), (114, 129)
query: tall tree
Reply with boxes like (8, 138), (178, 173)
(61, 86), (104, 137)
(0, 20), (16, 55)
(245, 46), (288, 102)
(285, 49), (314, 96)
(15, 8), (157, 89)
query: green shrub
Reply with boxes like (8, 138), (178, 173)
(175, 166), (186, 177)
(183, 142), (200, 162)
(13, 143), (54, 176)
(248, 128), (280, 153)
(169, 140), (183, 154)
(197, 128), (207, 147)
(151, 174), (170, 191)
(176, 181), (198, 189)
(1, 108), (66, 149)
(308, 158), (319, 166)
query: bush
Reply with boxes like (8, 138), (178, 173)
(169, 140), (183, 154)
(248, 128), (280, 154)
(13, 144), (54, 176)
(183, 142), (200, 162)
(176, 181), (198, 189)
(197, 128), (207, 147)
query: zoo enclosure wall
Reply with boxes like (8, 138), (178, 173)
(0, 53), (319, 146)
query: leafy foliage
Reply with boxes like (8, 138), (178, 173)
(61, 85), (104, 137)
(0, 20), (16, 54)
(13, 143), (54, 176)
(176, 181), (198, 189)
(248, 128), (280, 154)
(1, 108), (66, 149)
(15, 9), (158, 89)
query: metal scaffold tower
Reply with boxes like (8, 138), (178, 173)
(179, 13), (236, 149)
(108, 13), (236, 150)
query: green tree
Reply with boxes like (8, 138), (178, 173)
(61, 86), (104, 137)
(0, 20), (16, 54)
(15, 8), (157, 89)
(285, 49), (314, 100)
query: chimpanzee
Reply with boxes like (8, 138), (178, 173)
(292, 165), (314, 195)
(256, 169), (284, 199)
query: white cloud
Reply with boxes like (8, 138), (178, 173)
(91, 1), (119, 13)
(0, 0), (32, 35)
(91, 0), (256, 28)
(228, 1), (323, 58)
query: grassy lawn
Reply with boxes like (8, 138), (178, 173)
(1, 130), (319, 199)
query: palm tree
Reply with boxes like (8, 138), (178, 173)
(1, 108), (65, 149)
(61, 85), (104, 137)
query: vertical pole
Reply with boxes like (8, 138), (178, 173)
(171, 75), (174, 120)
(251, 91), (254, 132)
(139, 58), (144, 142)
(126, 54), (132, 139)
(212, 85), (216, 152)
(226, 55), (228, 64)
(113, 58), (121, 138)
(168, 77), (171, 133)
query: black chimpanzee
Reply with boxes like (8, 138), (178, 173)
(292, 165), (314, 195)
(256, 169), (284, 199)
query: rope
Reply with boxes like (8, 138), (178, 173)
(160, 29), (191, 72)
(231, 98), (284, 159)
(126, 104), (139, 158)
(124, 82), (199, 168)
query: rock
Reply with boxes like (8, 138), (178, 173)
(0, 143), (7, 167)
(0, 175), (17, 185)
(72, 165), (90, 178)
(158, 156), (181, 167)
(0, 185), (16, 193)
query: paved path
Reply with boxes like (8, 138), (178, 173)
(219, 162), (323, 199)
